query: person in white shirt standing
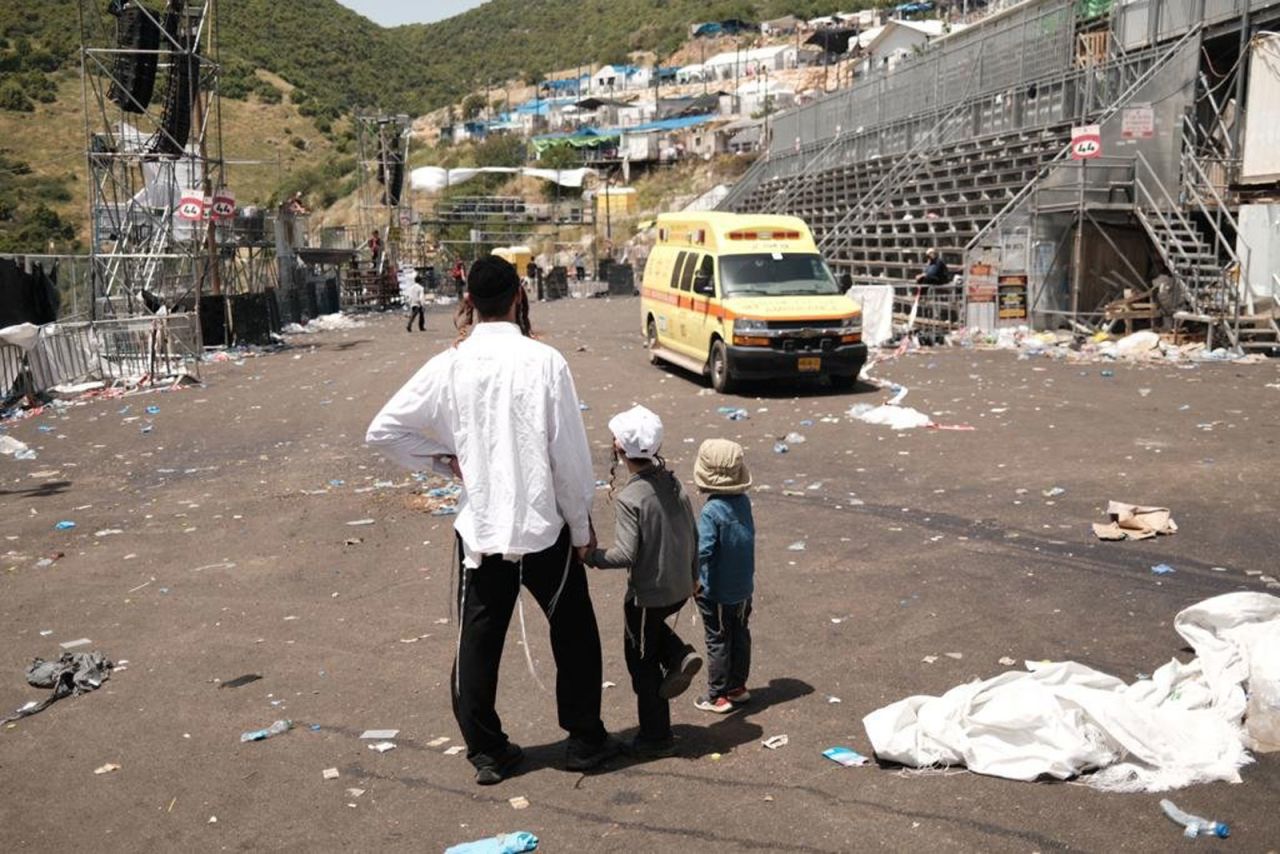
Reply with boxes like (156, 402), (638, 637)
(405, 278), (426, 332)
(366, 256), (620, 785)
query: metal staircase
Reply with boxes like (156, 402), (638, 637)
(1129, 113), (1271, 351)
(965, 24), (1202, 260)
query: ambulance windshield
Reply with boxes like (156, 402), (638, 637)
(719, 253), (841, 297)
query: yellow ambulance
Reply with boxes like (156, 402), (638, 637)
(640, 211), (864, 393)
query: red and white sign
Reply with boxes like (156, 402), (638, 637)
(176, 189), (204, 221)
(1070, 125), (1102, 159)
(210, 188), (236, 221)
(1120, 105), (1154, 139)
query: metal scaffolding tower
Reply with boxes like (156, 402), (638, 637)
(79, 0), (225, 318)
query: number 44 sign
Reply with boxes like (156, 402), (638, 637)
(1071, 125), (1102, 160)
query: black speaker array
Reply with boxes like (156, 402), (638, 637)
(152, 0), (198, 158)
(376, 135), (405, 207)
(108, 4), (161, 112)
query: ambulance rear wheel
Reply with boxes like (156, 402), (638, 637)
(646, 317), (659, 364)
(710, 340), (735, 394)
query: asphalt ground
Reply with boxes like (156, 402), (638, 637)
(1, 296), (1278, 852)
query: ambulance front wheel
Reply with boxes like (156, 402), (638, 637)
(709, 340), (736, 394)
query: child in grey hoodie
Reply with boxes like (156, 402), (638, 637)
(585, 405), (702, 757)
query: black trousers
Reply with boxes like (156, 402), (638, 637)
(623, 599), (691, 740)
(451, 526), (607, 767)
(406, 305), (425, 331)
(696, 596), (752, 700)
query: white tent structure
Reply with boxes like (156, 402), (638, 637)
(409, 166), (596, 192)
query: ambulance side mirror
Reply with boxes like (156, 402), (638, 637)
(693, 272), (714, 296)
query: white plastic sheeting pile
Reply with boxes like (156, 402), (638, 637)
(281, 314), (365, 335)
(864, 593), (1280, 792)
(847, 403), (933, 430)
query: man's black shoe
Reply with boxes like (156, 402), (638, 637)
(474, 742), (524, 786)
(565, 734), (623, 771)
(628, 734), (677, 759)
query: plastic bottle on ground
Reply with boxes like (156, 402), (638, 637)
(1159, 799), (1229, 838)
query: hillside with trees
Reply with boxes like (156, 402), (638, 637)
(0, 0), (862, 250)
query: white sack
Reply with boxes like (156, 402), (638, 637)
(863, 592), (1280, 792)
(845, 285), (894, 347)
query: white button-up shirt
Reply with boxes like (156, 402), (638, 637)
(366, 322), (595, 565)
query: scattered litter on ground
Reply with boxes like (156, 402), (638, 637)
(762, 735), (789, 749)
(1042, 487), (1066, 498)
(864, 592), (1280, 792)
(368, 741), (396, 753)
(823, 746), (870, 767)
(848, 403), (933, 430)
(346, 519), (375, 527)
(1160, 799), (1230, 839)
(322, 768), (340, 780)
(58, 638), (91, 649)
(507, 795), (530, 810)
(360, 729), (399, 740)
(998, 657), (1017, 667)
(1151, 563), (1176, 576)
(772, 442), (788, 454)
(1092, 502), (1177, 541)
(444, 745), (465, 756)
(426, 736), (451, 748)
(1, 651), (113, 725)
(787, 541), (806, 551)
(445, 831), (539, 854)
(921, 655), (938, 664)
(54, 521), (76, 531)
(345, 788), (365, 798)
(827, 696), (842, 704)
(281, 314), (364, 335)
(783, 432), (806, 444)
(94, 763), (121, 775)
(240, 719), (292, 743)
(944, 652), (963, 660)
(0, 436), (35, 459)
(717, 406), (749, 420)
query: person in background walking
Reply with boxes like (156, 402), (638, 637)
(691, 439), (756, 714)
(452, 259), (467, 300)
(584, 406), (702, 758)
(368, 230), (384, 269)
(404, 276), (426, 332)
(573, 252), (586, 284)
(366, 256), (620, 785)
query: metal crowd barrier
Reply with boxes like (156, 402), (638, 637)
(3, 314), (201, 402)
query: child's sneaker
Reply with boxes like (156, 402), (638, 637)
(694, 694), (736, 714)
(726, 686), (751, 703)
(658, 650), (702, 700)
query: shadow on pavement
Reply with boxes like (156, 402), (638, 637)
(0, 480), (72, 499)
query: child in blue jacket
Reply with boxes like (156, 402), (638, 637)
(691, 438), (756, 713)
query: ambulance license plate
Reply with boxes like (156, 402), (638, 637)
(797, 357), (822, 372)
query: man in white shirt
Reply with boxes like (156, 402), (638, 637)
(404, 278), (426, 332)
(366, 256), (620, 785)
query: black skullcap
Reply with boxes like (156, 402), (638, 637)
(467, 256), (519, 299)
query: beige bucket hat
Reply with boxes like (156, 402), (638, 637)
(694, 438), (752, 494)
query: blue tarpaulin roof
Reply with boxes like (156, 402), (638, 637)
(542, 78), (588, 92)
(625, 113), (718, 134)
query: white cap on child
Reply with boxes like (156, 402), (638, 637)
(608, 405), (663, 461)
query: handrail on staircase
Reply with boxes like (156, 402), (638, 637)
(816, 82), (980, 256)
(964, 23), (1202, 256)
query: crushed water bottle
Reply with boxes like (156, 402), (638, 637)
(1159, 799), (1229, 839)
(240, 719), (293, 743)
